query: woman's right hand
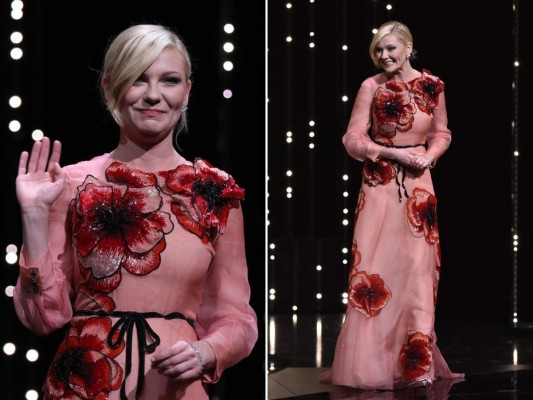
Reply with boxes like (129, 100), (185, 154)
(387, 148), (430, 170)
(16, 136), (66, 211)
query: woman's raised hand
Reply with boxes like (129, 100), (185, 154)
(16, 136), (66, 211)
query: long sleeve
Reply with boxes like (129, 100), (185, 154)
(13, 180), (75, 336)
(195, 203), (258, 383)
(342, 79), (383, 162)
(425, 91), (452, 167)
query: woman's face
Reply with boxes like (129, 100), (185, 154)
(120, 47), (191, 143)
(375, 34), (412, 74)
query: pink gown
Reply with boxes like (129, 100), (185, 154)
(326, 70), (463, 389)
(13, 154), (258, 399)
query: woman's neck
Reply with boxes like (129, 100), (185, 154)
(110, 135), (187, 171)
(385, 64), (419, 82)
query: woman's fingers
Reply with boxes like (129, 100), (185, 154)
(25, 139), (42, 174)
(48, 140), (62, 170)
(18, 151), (29, 176)
(35, 136), (50, 172)
(151, 341), (201, 380)
(23, 137), (61, 174)
(408, 154), (431, 170)
(161, 355), (197, 376)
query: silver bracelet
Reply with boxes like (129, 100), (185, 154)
(190, 344), (204, 375)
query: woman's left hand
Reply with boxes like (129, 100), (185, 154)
(151, 340), (214, 380)
(409, 153), (433, 170)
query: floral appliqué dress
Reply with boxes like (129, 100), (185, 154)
(13, 155), (258, 399)
(327, 70), (463, 389)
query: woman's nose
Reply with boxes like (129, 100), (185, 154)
(143, 84), (161, 104)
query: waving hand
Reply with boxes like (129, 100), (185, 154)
(16, 136), (66, 211)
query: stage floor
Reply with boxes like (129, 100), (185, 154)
(267, 313), (533, 399)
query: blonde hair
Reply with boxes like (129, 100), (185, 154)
(369, 21), (417, 68)
(101, 24), (192, 133)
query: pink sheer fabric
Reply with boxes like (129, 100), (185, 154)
(324, 72), (463, 390)
(13, 153), (258, 399)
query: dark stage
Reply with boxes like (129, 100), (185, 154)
(268, 313), (533, 399)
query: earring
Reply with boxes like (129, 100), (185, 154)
(182, 105), (188, 111)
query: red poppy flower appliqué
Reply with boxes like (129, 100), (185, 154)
(406, 187), (439, 244)
(348, 240), (361, 279)
(363, 160), (397, 186)
(348, 270), (392, 318)
(70, 162), (174, 293)
(162, 159), (245, 243)
(346, 240), (362, 313)
(410, 69), (444, 115)
(43, 317), (125, 399)
(75, 283), (116, 314)
(399, 331), (433, 381)
(373, 80), (416, 138)
(352, 190), (366, 227)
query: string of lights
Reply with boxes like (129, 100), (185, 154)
(340, 0), (350, 308)
(306, 1), (322, 313)
(511, 0), (520, 327)
(4, 2), (43, 399)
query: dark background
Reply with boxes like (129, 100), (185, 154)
(1, 1), (265, 399)
(268, 0), (532, 330)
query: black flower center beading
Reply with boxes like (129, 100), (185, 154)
(193, 179), (227, 209)
(406, 346), (425, 363)
(52, 347), (86, 382)
(93, 201), (138, 236)
(367, 161), (380, 173)
(426, 205), (436, 226)
(423, 82), (438, 96)
(384, 100), (401, 117)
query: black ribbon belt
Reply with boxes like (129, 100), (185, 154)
(373, 141), (427, 202)
(74, 310), (195, 400)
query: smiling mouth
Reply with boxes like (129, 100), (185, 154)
(139, 109), (164, 117)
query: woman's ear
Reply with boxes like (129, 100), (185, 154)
(184, 79), (192, 106)
(101, 77), (110, 103)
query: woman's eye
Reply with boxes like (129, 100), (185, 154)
(164, 77), (182, 84)
(132, 77), (146, 86)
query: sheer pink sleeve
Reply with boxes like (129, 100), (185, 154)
(195, 204), (258, 383)
(342, 79), (382, 162)
(426, 91), (452, 167)
(13, 183), (74, 336)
